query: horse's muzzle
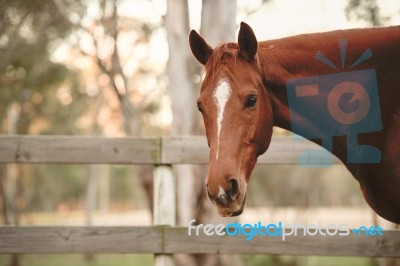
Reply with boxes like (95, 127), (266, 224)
(219, 194), (246, 217)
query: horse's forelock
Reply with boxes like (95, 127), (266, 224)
(206, 43), (238, 75)
(205, 42), (262, 80)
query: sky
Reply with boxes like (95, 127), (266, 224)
(55, 0), (400, 74)
(190, 0), (400, 40)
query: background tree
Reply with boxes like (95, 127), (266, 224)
(0, 1), (85, 265)
(345, 0), (388, 26)
(51, 0), (168, 214)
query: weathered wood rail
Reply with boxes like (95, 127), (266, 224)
(0, 227), (399, 257)
(0, 135), (399, 262)
(0, 135), (340, 164)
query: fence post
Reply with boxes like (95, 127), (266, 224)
(153, 165), (176, 266)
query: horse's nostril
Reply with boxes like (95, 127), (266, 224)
(229, 179), (239, 198)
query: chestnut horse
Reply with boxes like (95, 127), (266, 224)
(189, 22), (400, 223)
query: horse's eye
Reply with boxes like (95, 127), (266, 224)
(197, 102), (203, 114)
(245, 95), (257, 108)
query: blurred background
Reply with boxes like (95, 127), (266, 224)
(0, 0), (399, 265)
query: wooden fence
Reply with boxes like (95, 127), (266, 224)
(0, 135), (399, 263)
(0, 135), (341, 164)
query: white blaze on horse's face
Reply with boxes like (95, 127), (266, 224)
(213, 78), (232, 159)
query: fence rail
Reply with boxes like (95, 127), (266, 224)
(0, 135), (340, 164)
(0, 226), (399, 257)
(0, 135), (399, 260)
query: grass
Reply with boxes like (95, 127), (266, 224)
(0, 254), (386, 266)
(243, 255), (379, 266)
(0, 254), (153, 266)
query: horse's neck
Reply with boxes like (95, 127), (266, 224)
(259, 26), (400, 162)
(258, 37), (337, 137)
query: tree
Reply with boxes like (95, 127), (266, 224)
(0, 1), (82, 134)
(0, 2), (85, 265)
(345, 0), (388, 26)
(52, 0), (167, 214)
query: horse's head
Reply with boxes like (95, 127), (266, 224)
(189, 22), (273, 217)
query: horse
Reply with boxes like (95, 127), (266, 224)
(189, 22), (400, 224)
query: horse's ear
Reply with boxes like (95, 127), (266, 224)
(238, 22), (258, 61)
(189, 30), (213, 65)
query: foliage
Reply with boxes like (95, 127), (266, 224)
(52, 0), (164, 136)
(0, 0), (87, 134)
(0, 0), (163, 217)
(345, 0), (388, 26)
(26, 165), (87, 212)
(247, 164), (364, 208)
(23, 164), (146, 213)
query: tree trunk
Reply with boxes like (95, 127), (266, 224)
(165, 1), (200, 266)
(200, 0), (236, 46)
(165, 0), (197, 226)
(7, 103), (21, 266)
(86, 165), (98, 227)
(98, 165), (110, 211)
(0, 165), (9, 225)
(82, 0), (154, 213)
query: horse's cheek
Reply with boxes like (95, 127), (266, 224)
(255, 106), (273, 155)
